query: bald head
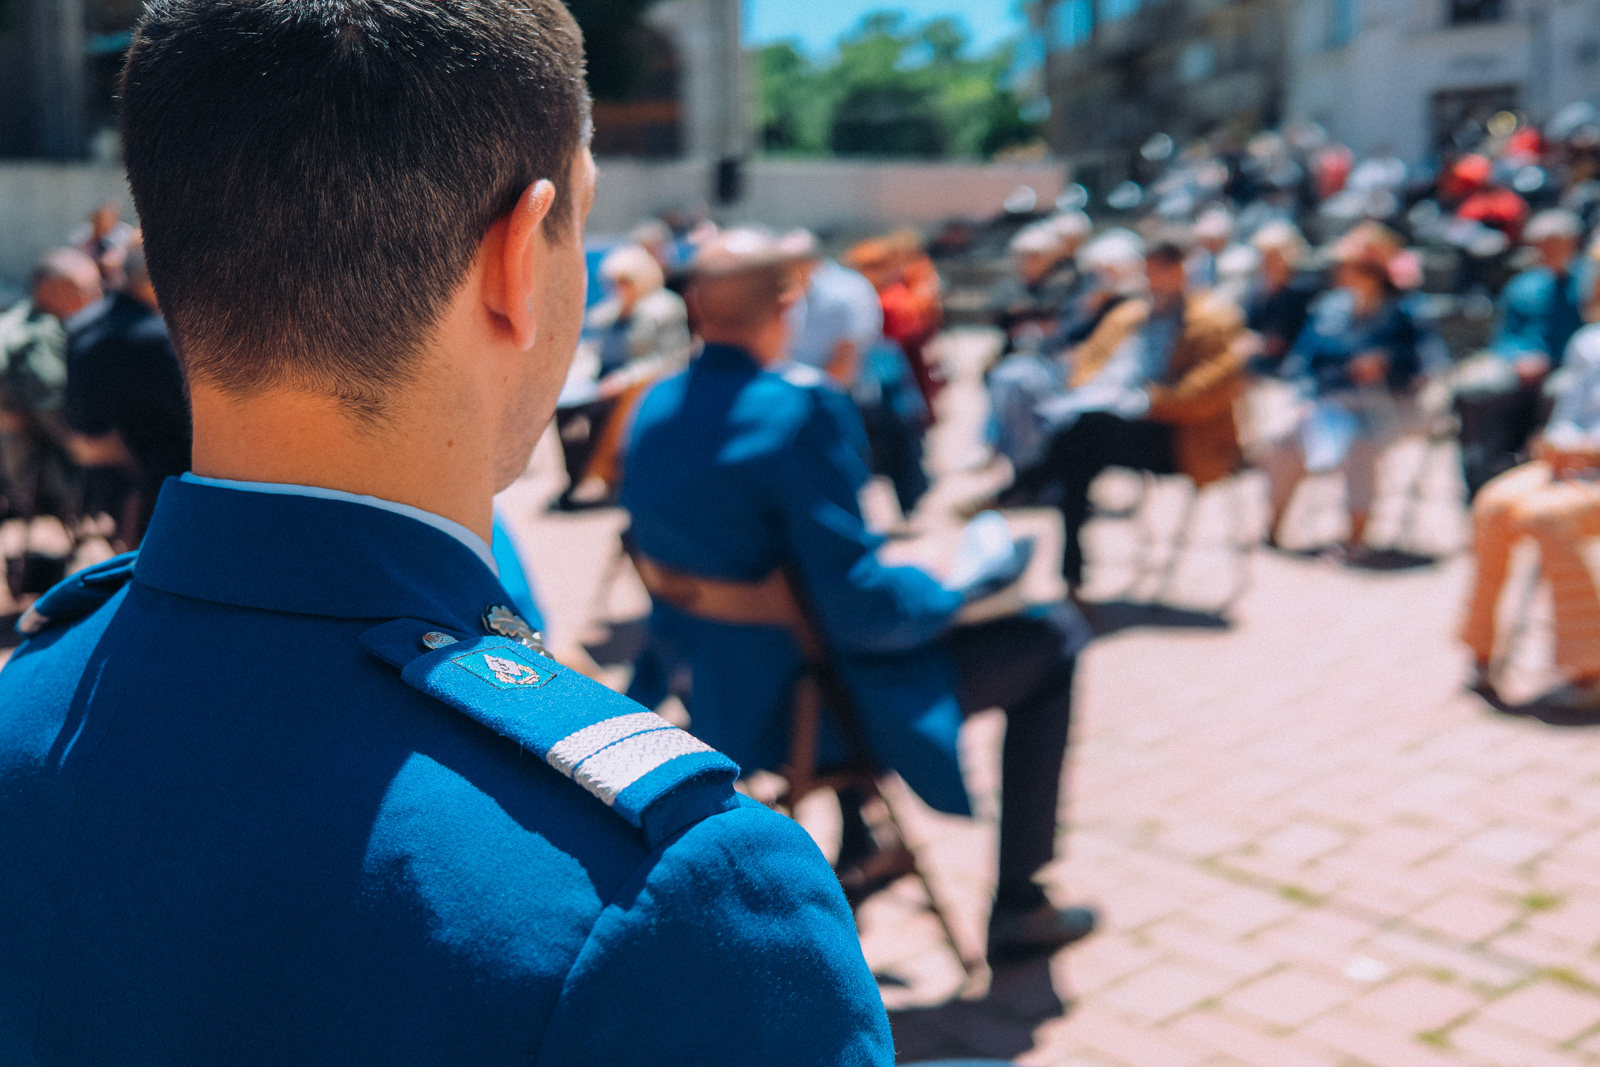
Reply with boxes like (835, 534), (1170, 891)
(688, 229), (800, 360)
(31, 248), (103, 321)
(123, 237), (161, 312)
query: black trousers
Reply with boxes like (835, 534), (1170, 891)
(553, 398), (618, 505)
(1456, 381), (1550, 501)
(948, 604), (1088, 905)
(1015, 411), (1178, 585)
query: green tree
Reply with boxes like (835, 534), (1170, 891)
(757, 41), (832, 153)
(756, 11), (1041, 161)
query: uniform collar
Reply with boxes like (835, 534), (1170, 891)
(133, 477), (511, 629)
(179, 473), (498, 575)
(697, 342), (763, 372)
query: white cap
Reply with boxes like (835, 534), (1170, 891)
(1048, 210), (1092, 242)
(1193, 207), (1234, 241)
(1524, 209), (1582, 244)
(1080, 228), (1146, 272)
(1010, 223), (1064, 256)
(778, 228), (822, 261)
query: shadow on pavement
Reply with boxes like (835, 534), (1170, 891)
(1483, 690), (1600, 728)
(887, 958), (1063, 1063)
(1080, 599), (1234, 638)
(1348, 547), (1440, 572)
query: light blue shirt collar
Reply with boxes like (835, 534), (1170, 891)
(179, 472), (498, 576)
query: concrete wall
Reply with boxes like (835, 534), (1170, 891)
(0, 157), (1067, 288)
(0, 163), (134, 292)
(589, 157), (1068, 237)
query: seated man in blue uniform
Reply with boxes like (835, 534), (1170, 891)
(0, 3), (891, 1064)
(623, 230), (1098, 964)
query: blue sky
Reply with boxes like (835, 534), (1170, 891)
(743, 0), (1025, 57)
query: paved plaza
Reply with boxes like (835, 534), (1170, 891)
(495, 329), (1600, 1066)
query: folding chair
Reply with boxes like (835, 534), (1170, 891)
(627, 545), (981, 978)
(1095, 467), (1255, 611)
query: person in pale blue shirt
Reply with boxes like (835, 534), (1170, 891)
(784, 230), (883, 384)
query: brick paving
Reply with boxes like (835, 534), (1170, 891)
(461, 330), (1600, 1064)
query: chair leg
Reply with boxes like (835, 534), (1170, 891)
(779, 672), (824, 812)
(1151, 479), (1203, 603)
(1109, 472), (1160, 602)
(1221, 474), (1256, 608)
(874, 777), (983, 980)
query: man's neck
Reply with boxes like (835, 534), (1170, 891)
(1149, 291), (1184, 317)
(188, 382), (499, 542)
(702, 331), (784, 367)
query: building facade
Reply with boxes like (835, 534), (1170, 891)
(0, 0), (140, 160)
(1034, 0), (1291, 189)
(0, 0), (747, 168)
(1288, 0), (1600, 162)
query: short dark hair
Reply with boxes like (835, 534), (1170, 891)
(1146, 241), (1188, 267)
(120, 0), (590, 418)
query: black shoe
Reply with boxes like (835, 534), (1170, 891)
(987, 902), (1098, 965)
(1466, 664), (1499, 703)
(996, 483), (1038, 509)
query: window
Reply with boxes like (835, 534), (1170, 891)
(1449, 0), (1504, 24)
(1329, 0), (1357, 47)
(1050, 0), (1094, 49)
(1102, 0), (1142, 22)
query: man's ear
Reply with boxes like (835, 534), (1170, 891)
(483, 179), (557, 351)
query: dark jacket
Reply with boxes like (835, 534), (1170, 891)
(1291, 289), (1437, 395)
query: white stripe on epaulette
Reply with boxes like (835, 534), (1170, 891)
(778, 362), (827, 388)
(571, 730), (716, 806)
(547, 712), (670, 776)
(545, 712), (715, 806)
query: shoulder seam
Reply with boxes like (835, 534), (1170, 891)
(529, 798), (752, 1064)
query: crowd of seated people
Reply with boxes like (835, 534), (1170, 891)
(0, 207), (192, 607)
(563, 111), (1600, 960)
(999, 240), (1250, 590)
(16, 104), (1600, 998)
(619, 229), (1098, 965)
(975, 108), (1600, 573)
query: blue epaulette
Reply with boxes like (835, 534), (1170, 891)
(361, 619), (741, 848)
(17, 552), (139, 637)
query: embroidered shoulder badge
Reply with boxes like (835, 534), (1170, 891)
(452, 646), (556, 691)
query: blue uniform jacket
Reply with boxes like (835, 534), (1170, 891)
(622, 344), (971, 816)
(0, 478), (891, 1066)
(1492, 266), (1586, 367)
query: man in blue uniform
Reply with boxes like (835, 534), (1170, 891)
(623, 231), (1098, 964)
(0, 2), (891, 1064)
